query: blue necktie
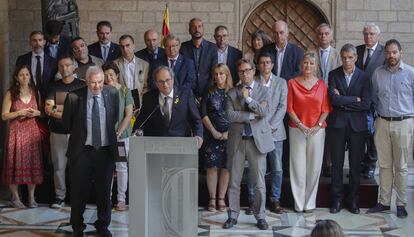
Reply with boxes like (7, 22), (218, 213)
(243, 86), (253, 137)
(92, 96), (101, 149)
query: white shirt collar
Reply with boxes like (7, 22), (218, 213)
(168, 55), (179, 61)
(260, 75), (272, 87)
(123, 56), (135, 64)
(32, 50), (44, 57)
(367, 42), (378, 52)
(100, 42), (111, 48)
(161, 88), (174, 99)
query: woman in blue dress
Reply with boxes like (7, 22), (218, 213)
(200, 64), (233, 212)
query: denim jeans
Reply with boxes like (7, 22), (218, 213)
(247, 141), (283, 203)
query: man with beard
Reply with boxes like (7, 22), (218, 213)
(180, 18), (217, 100)
(71, 37), (104, 80)
(45, 55), (85, 209)
(16, 31), (57, 101)
(88, 21), (121, 63)
(367, 39), (414, 219)
(214, 25), (242, 85)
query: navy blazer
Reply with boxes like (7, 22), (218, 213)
(356, 44), (385, 78)
(224, 46), (242, 86)
(327, 66), (372, 132)
(135, 47), (167, 66)
(134, 88), (203, 137)
(15, 51), (57, 99)
(88, 41), (121, 62)
(262, 42), (304, 80)
(135, 47), (167, 89)
(180, 39), (217, 98)
(44, 35), (71, 59)
(153, 54), (196, 91)
(62, 85), (119, 164)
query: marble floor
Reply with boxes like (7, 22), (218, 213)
(1, 172), (414, 236)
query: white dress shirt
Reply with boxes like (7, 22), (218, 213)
(159, 89), (174, 121)
(122, 57), (136, 89)
(31, 51), (45, 85)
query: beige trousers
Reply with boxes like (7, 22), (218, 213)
(374, 117), (414, 206)
(289, 127), (325, 211)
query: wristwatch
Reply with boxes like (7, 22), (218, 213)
(317, 122), (323, 127)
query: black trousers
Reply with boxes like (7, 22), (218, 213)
(329, 125), (366, 203)
(70, 146), (115, 232)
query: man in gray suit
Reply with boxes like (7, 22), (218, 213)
(356, 23), (386, 179)
(315, 23), (342, 177)
(246, 52), (287, 214)
(223, 58), (274, 230)
(315, 23), (342, 84)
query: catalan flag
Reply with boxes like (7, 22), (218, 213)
(161, 3), (170, 47)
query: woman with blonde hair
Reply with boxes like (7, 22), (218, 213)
(200, 63), (233, 212)
(287, 51), (331, 212)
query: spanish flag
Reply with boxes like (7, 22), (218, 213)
(161, 3), (170, 47)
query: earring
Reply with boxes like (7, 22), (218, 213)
(15, 81), (19, 86)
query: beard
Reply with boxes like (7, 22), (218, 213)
(388, 57), (400, 67)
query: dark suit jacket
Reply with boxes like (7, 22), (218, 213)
(262, 42), (304, 80)
(356, 44), (385, 78)
(154, 54), (196, 91)
(15, 51), (57, 98)
(62, 86), (119, 164)
(224, 46), (242, 86)
(180, 39), (217, 98)
(327, 66), (372, 132)
(135, 47), (167, 66)
(88, 41), (121, 62)
(134, 88), (203, 137)
(44, 35), (71, 59)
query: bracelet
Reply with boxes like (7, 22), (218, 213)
(295, 121), (302, 126)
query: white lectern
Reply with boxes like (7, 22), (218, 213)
(129, 136), (198, 237)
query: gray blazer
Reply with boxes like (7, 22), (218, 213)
(225, 82), (275, 156)
(316, 46), (342, 84)
(257, 74), (288, 141)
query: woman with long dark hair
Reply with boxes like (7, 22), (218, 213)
(2, 65), (43, 208)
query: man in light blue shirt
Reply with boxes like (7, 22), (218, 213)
(367, 39), (414, 218)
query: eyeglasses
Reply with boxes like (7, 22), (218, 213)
(156, 78), (172, 85)
(238, 68), (253, 75)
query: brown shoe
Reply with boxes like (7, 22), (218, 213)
(269, 200), (283, 214)
(115, 201), (128, 211)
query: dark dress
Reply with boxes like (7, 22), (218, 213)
(200, 88), (230, 169)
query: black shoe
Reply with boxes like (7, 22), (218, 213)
(347, 202), (360, 214)
(50, 198), (65, 209)
(96, 228), (112, 237)
(366, 203), (390, 213)
(245, 202), (254, 215)
(269, 200), (283, 214)
(397, 206), (408, 218)
(257, 219), (268, 230)
(223, 218), (237, 229)
(330, 201), (341, 214)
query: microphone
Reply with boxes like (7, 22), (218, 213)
(134, 104), (160, 136)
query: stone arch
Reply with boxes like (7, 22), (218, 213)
(242, 0), (330, 54)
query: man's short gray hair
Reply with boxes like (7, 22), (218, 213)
(340, 43), (357, 56)
(85, 66), (104, 82)
(363, 23), (381, 35)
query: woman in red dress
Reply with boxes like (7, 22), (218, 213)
(2, 65), (43, 208)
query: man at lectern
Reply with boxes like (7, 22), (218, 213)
(133, 66), (203, 148)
